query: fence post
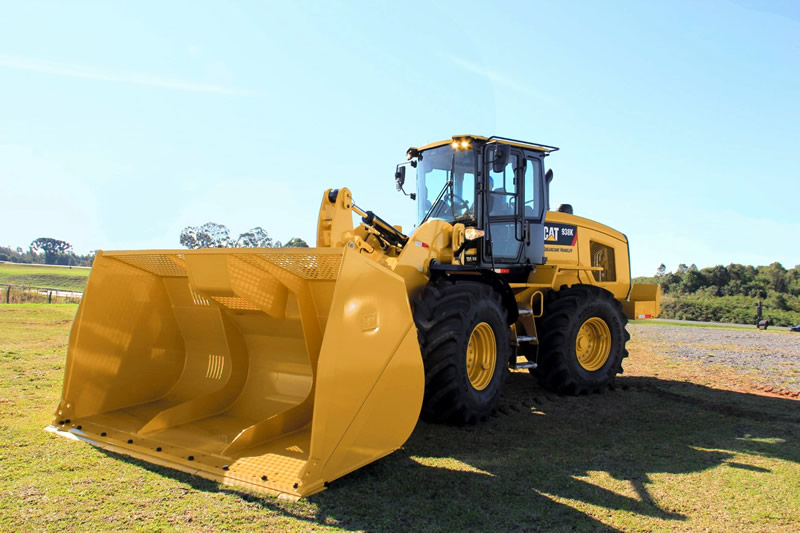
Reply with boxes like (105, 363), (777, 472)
(5, 285), (9, 304)
(49, 291), (52, 304)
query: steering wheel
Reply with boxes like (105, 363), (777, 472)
(452, 196), (471, 213)
(430, 195), (471, 219)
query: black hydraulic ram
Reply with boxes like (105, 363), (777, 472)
(352, 204), (408, 248)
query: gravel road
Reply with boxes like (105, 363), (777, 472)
(628, 322), (800, 391)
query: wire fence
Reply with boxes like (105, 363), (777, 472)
(1, 284), (83, 304)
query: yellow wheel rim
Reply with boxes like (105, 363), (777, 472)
(575, 317), (612, 371)
(466, 322), (496, 391)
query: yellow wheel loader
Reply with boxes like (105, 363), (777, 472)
(48, 135), (660, 499)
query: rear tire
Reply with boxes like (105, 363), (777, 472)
(535, 284), (629, 395)
(413, 280), (510, 425)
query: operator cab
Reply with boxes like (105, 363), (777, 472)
(396, 135), (558, 270)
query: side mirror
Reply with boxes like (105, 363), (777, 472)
(395, 165), (406, 191)
(491, 145), (510, 174)
(545, 168), (554, 184)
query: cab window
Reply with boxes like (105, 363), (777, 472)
(523, 157), (543, 219)
(488, 152), (518, 217)
(416, 145), (476, 225)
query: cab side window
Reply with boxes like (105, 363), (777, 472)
(488, 152), (518, 216)
(523, 157), (543, 219)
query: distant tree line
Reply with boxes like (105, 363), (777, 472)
(179, 223), (308, 249)
(0, 226), (311, 267)
(635, 262), (800, 327)
(0, 238), (94, 266)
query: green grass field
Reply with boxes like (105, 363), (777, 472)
(1, 304), (799, 531)
(0, 263), (90, 292)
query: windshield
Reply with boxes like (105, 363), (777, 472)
(416, 145), (477, 225)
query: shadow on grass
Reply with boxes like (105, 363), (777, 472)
(100, 374), (800, 531)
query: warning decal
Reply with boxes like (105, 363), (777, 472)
(543, 223), (577, 246)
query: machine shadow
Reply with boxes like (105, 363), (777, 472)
(302, 374), (800, 531)
(100, 373), (800, 531)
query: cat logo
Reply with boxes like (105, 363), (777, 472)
(543, 223), (578, 246)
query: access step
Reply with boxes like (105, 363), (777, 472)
(509, 356), (537, 371)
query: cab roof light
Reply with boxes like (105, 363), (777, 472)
(451, 137), (472, 151)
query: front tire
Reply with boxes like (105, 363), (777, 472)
(535, 284), (629, 395)
(413, 281), (510, 425)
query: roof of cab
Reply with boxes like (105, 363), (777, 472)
(416, 135), (559, 153)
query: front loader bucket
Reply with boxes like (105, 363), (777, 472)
(48, 247), (424, 499)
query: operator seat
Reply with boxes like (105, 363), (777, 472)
(489, 188), (512, 216)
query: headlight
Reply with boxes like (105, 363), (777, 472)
(464, 228), (485, 241)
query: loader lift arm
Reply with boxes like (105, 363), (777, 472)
(319, 188), (408, 251)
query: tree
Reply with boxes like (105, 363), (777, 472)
(708, 265), (730, 296)
(677, 263), (689, 274)
(284, 237), (309, 248)
(659, 272), (681, 293)
(767, 293), (789, 311)
(656, 264), (666, 277)
(178, 224), (297, 249)
(789, 277), (800, 297)
(680, 269), (707, 293)
(235, 227), (274, 248)
(180, 223), (233, 249)
(761, 262), (788, 293)
(30, 237), (73, 265)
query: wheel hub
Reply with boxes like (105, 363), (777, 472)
(575, 317), (611, 371)
(466, 322), (496, 390)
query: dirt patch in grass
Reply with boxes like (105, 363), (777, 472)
(2, 305), (799, 531)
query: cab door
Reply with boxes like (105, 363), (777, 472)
(482, 145), (525, 265)
(520, 154), (546, 265)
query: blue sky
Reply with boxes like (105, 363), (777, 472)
(1, 0), (798, 276)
